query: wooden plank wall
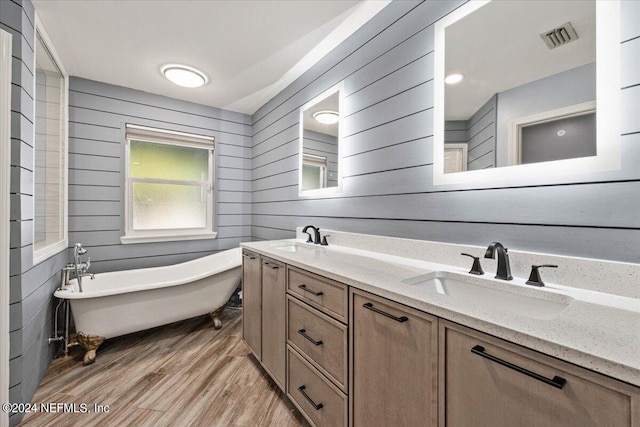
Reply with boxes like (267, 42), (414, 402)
(2, 0), (70, 425)
(67, 77), (253, 273)
(251, 0), (640, 264)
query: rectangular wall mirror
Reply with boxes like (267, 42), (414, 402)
(433, 0), (621, 186)
(299, 83), (343, 196)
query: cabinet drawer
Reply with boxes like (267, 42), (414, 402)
(287, 346), (347, 427)
(288, 267), (347, 323)
(440, 321), (640, 427)
(287, 296), (348, 392)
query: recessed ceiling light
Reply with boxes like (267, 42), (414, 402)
(161, 64), (208, 88)
(313, 110), (340, 124)
(445, 73), (464, 85)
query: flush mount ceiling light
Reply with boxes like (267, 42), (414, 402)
(313, 110), (340, 124)
(161, 64), (208, 88)
(445, 73), (464, 85)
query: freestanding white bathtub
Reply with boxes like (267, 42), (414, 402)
(54, 247), (242, 364)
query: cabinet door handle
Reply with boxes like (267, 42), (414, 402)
(298, 329), (323, 346)
(363, 302), (408, 323)
(262, 262), (279, 269)
(471, 345), (567, 389)
(298, 385), (324, 410)
(242, 253), (256, 260)
(298, 284), (323, 296)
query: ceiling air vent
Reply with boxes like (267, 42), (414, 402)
(539, 22), (579, 50)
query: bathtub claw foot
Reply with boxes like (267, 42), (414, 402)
(209, 307), (224, 330)
(77, 333), (105, 365)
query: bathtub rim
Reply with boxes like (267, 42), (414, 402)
(54, 247), (241, 300)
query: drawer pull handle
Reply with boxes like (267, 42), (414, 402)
(298, 284), (323, 296)
(363, 302), (408, 323)
(262, 262), (279, 269)
(242, 253), (256, 260)
(298, 385), (324, 410)
(298, 329), (323, 346)
(471, 345), (567, 389)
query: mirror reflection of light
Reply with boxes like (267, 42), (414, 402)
(445, 73), (464, 84)
(557, 129), (566, 137)
(313, 110), (340, 124)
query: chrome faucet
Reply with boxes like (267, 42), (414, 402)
(302, 225), (321, 244)
(484, 242), (513, 280)
(63, 243), (93, 292)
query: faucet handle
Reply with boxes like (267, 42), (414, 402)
(321, 235), (330, 246)
(304, 232), (313, 243)
(526, 264), (558, 287)
(461, 253), (484, 275)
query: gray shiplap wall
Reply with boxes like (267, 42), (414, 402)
(68, 77), (252, 273)
(2, 1), (69, 425)
(251, 0), (640, 264)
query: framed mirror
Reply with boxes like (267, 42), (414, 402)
(299, 83), (343, 196)
(433, 0), (621, 186)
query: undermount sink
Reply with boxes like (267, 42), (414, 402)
(273, 244), (317, 253)
(402, 272), (572, 320)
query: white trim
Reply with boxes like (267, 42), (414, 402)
(33, 14), (69, 265)
(1, 28), (12, 427)
(444, 143), (468, 173)
(508, 101), (597, 166)
(122, 127), (216, 243)
(299, 81), (344, 198)
(125, 124), (214, 150)
(433, 0), (621, 187)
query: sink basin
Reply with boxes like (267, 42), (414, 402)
(273, 244), (317, 253)
(402, 272), (572, 320)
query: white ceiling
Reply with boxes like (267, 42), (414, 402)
(32, 0), (390, 115)
(445, 0), (595, 120)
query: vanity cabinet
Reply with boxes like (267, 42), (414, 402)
(261, 256), (286, 390)
(286, 266), (349, 427)
(439, 320), (640, 427)
(243, 246), (640, 427)
(350, 289), (438, 427)
(241, 251), (286, 390)
(241, 250), (261, 358)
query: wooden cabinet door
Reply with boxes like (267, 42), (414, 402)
(440, 321), (640, 427)
(242, 251), (261, 358)
(351, 289), (438, 427)
(261, 256), (286, 390)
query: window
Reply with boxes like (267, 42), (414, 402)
(33, 17), (68, 264)
(122, 125), (215, 243)
(301, 154), (327, 191)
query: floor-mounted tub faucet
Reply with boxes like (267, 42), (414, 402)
(65, 243), (93, 292)
(484, 242), (513, 280)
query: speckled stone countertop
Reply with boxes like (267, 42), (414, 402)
(241, 238), (640, 387)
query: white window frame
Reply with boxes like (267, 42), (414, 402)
(508, 101), (597, 166)
(302, 153), (328, 189)
(121, 124), (216, 244)
(33, 14), (68, 265)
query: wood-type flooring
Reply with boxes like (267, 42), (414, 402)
(19, 308), (308, 426)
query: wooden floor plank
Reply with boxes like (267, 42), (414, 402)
(19, 309), (308, 427)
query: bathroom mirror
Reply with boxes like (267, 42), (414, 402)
(299, 83), (343, 196)
(433, 0), (621, 186)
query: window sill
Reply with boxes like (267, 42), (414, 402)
(33, 238), (68, 265)
(120, 232), (217, 245)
